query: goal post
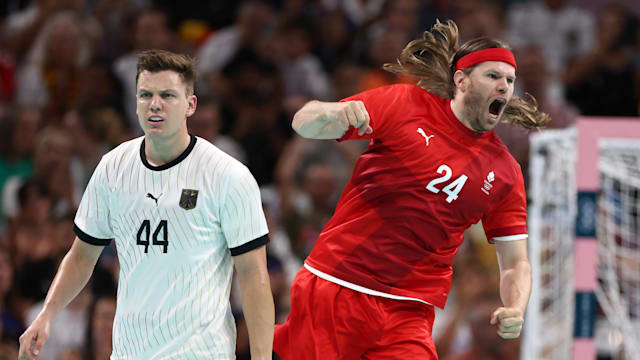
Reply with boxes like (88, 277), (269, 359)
(523, 118), (640, 360)
(595, 138), (640, 360)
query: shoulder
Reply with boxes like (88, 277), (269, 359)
(194, 137), (252, 180)
(100, 136), (143, 165)
(92, 136), (143, 180)
(348, 84), (435, 108)
(488, 133), (523, 178)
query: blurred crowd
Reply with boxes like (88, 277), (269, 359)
(0, 0), (638, 359)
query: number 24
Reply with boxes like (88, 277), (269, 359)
(426, 164), (468, 203)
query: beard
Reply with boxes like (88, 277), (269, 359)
(461, 83), (490, 133)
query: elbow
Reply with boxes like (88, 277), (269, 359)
(291, 111), (304, 136)
(291, 100), (321, 138)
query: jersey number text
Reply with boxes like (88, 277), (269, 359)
(137, 220), (169, 253)
(425, 164), (468, 203)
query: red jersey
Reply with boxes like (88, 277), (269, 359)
(304, 84), (527, 308)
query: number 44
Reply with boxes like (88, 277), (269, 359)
(425, 164), (468, 203)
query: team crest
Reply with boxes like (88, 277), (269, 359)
(179, 189), (199, 210)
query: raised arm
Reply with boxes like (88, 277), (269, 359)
(234, 245), (274, 360)
(292, 100), (372, 139)
(19, 237), (105, 360)
(490, 239), (532, 339)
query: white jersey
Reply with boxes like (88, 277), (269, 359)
(74, 135), (269, 359)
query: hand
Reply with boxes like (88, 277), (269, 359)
(334, 101), (373, 136)
(490, 307), (524, 339)
(18, 316), (51, 360)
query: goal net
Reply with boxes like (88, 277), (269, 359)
(595, 139), (640, 360)
(523, 127), (577, 360)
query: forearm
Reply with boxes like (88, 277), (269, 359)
(292, 100), (347, 139)
(238, 270), (275, 359)
(499, 259), (532, 314)
(39, 248), (98, 320)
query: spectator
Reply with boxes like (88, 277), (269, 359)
(274, 19), (332, 115)
(217, 49), (290, 185)
(2, 127), (78, 223)
(565, 4), (639, 117)
(506, 0), (596, 99)
(187, 96), (247, 164)
(15, 10), (96, 123)
(196, 1), (275, 80)
(451, 0), (505, 42)
(312, 8), (355, 73)
(322, 0), (385, 27)
(0, 107), (40, 232)
(2, 0), (99, 61)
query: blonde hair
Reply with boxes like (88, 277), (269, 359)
(383, 20), (550, 129)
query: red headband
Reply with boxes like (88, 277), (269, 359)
(455, 48), (517, 71)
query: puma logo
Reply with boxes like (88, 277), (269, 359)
(417, 128), (435, 146)
(146, 193), (162, 205)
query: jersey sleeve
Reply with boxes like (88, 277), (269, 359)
(338, 85), (405, 142)
(220, 164), (269, 256)
(74, 156), (114, 246)
(482, 169), (528, 243)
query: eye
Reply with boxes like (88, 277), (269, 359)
(161, 93), (175, 99)
(507, 77), (515, 84)
(488, 73), (499, 79)
(139, 93), (151, 99)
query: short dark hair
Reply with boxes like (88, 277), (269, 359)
(136, 49), (196, 95)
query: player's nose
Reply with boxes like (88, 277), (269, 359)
(150, 95), (162, 112)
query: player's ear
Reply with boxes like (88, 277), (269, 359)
(453, 70), (468, 93)
(186, 95), (197, 117)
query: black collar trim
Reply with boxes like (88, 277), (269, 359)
(140, 134), (197, 171)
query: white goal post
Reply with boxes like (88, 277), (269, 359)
(523, 119), (640, 360)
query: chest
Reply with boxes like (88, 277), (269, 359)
(362, 120), (515, 219)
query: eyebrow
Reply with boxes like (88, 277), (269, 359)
(137, 89), (179, 94)
(485, 70), (516, 79)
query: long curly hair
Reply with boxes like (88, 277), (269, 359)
(383, 20), (550, 129)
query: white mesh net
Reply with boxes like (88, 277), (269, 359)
(596, 139), (640, 360)
(523, 127), (577, 360)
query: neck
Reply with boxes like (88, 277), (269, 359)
(144, 131), (191, 166)
(450, 97), (474, 131)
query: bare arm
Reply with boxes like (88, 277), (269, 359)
(292, 100), (372, 139)
(19, 237), (104, 359)
(234, 245), (274, 360)
(490, 239), (532, 339)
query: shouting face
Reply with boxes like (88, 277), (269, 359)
(457, 61), (516, 132)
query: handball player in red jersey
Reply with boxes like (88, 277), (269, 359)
(273, 20), (551, 359)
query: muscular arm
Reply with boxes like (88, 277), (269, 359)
(292, 100), (372, 139)
(19, 237), (104, 359)
(491, 239), (532, 339)
(234, 245), (274, 360)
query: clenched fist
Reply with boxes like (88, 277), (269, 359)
(331, 101), (373, 136)
(490, 307), (524, 339)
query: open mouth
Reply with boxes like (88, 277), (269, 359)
(148, 116), (164, 123)
(489, 98), (506, 117)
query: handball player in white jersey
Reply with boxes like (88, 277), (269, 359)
(19, 50), (274, 360)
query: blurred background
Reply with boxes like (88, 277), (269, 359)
(0, 0), (638, 359)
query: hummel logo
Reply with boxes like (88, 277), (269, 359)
(481, 171), (495, 195)
(146, 193), (162, 205)
(417, 128), (435, 146)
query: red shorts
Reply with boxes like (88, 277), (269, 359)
(274, 267), (438, 359)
